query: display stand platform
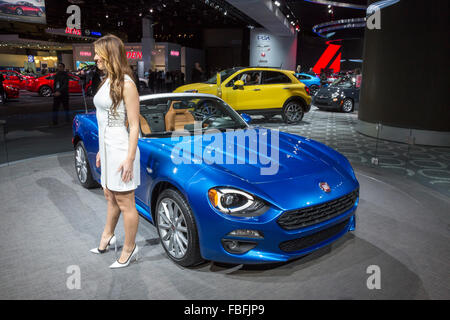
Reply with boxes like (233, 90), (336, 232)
(0, 152), (449, 299)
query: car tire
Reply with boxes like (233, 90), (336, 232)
(309, 85), (319, 96)
(282, 99), (304, 124)
(16, 8), (23, 15)
(75, 141), (98, 189)
(155, 188), (204, 267)
(342, 98), (354, 113)
(39, 85), (52, 97)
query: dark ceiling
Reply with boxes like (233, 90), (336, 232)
(284, 0), (368, 37)
(0, 0), (368, 47)
(44, 0), (260, 45)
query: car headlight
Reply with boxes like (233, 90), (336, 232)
(331, 92), (339, 98)
(208, 187), (269, 217)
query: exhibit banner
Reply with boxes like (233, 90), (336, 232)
(0, 0), (47, 24)
(249, 28), (297, 71)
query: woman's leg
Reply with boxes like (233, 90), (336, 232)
(98, 187), (121, 250)
(113, 190), (139, 263)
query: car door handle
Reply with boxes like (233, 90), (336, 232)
(253, 88), (261, 91)
(283, 87), (290, 90)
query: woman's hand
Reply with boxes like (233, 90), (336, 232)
(117, 158), (134, 183)
(96, 152), (100, 168)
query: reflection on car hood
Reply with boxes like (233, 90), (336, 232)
(144, 128), (346, 184)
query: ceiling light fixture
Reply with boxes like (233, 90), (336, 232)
(274, 1), (281, 7)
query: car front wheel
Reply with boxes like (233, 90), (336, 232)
(156, 188), (204, 267)
(282, 100), (304, 124)
(75, 141), (98, 189)
(342, 98), (354, 113)
(39, 85), (52, 97)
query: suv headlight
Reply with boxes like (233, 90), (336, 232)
(331, 92), (339, 98)
(208, 187), (269, 217)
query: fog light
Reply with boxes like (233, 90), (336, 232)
(222, 239), (257, 254)
(228, 229), (263, 239)
(333, 98), (338, 102)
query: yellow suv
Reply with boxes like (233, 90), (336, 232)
(173, 67), (311, 123)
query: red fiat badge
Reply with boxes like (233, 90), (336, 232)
(319, 182), (331, 193)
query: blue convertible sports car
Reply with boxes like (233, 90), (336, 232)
(73, 93), (359, 267)
(294, 73), (321, 95)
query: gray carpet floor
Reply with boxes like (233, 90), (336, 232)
(0, 152), (449, 299)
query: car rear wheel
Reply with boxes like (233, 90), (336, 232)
(282, 100), (304, 124)
(342, 98), (354, 113)
(39, 85), (52, 97)
(16, 8), (23, 15)
(156, 188), (204, 267)
(309, 85), (319, 96)
(75, 141), (98, 189)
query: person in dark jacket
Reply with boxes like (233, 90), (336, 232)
(91, 66), (102, 95)
(191, 62), (204, 83)
(52, 63), (70, 125)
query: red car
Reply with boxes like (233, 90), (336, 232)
(0, 70), (31, 90)
(0, 1), (45, 17)
(26, 73), (92, 97)
(1, 83), (20, 103)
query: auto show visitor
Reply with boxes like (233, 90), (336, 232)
(52, 63), (70, 125)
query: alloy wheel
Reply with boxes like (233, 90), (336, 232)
(342, 99), (353, 113)
(285, 102), (303, 122)
(157, 198), (189, 259)
(75, 146), (88, 184)
(40, 86), (52, 97)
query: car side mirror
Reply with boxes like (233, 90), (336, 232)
(233, 80), (244, 90)
(241, 113), (251, 124)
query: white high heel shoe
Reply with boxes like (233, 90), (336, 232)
(109, 244), (139, 269)
(90, 235), (117, 254)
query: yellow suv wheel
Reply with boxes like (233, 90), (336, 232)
(282, 99), (305, 124)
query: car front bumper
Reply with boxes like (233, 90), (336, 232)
(194, 195), (358, 265)
(312, 96), (342, 110)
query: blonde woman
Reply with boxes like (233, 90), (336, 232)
(89, 34), (141, 269)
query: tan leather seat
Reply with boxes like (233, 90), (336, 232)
(139, 115), (151, 135)
(126, 115), (151, 135)
(164, 100), (195, 132)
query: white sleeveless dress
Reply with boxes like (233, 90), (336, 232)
(93, 74), (140, 192)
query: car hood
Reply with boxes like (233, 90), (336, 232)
(315, 86), (342, 97)
(173, 82), (218, 93)
(146, 128), (349, 185)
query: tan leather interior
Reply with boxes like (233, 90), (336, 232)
(164, 100), (195, 132)
(139, 115), (151, 135)
(126, 115), (151, 135)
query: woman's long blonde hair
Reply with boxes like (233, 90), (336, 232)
(94, 34), (133, 117)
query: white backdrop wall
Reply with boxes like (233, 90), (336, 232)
(249, 28), (297, 71)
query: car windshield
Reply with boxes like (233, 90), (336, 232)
(331, 77), (353, 88)
(139, 95), (248, 137)
(204, 67), (243, 84)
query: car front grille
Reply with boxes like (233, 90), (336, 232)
(279, 218), (350, 253)
(277, 189), (358, 230)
